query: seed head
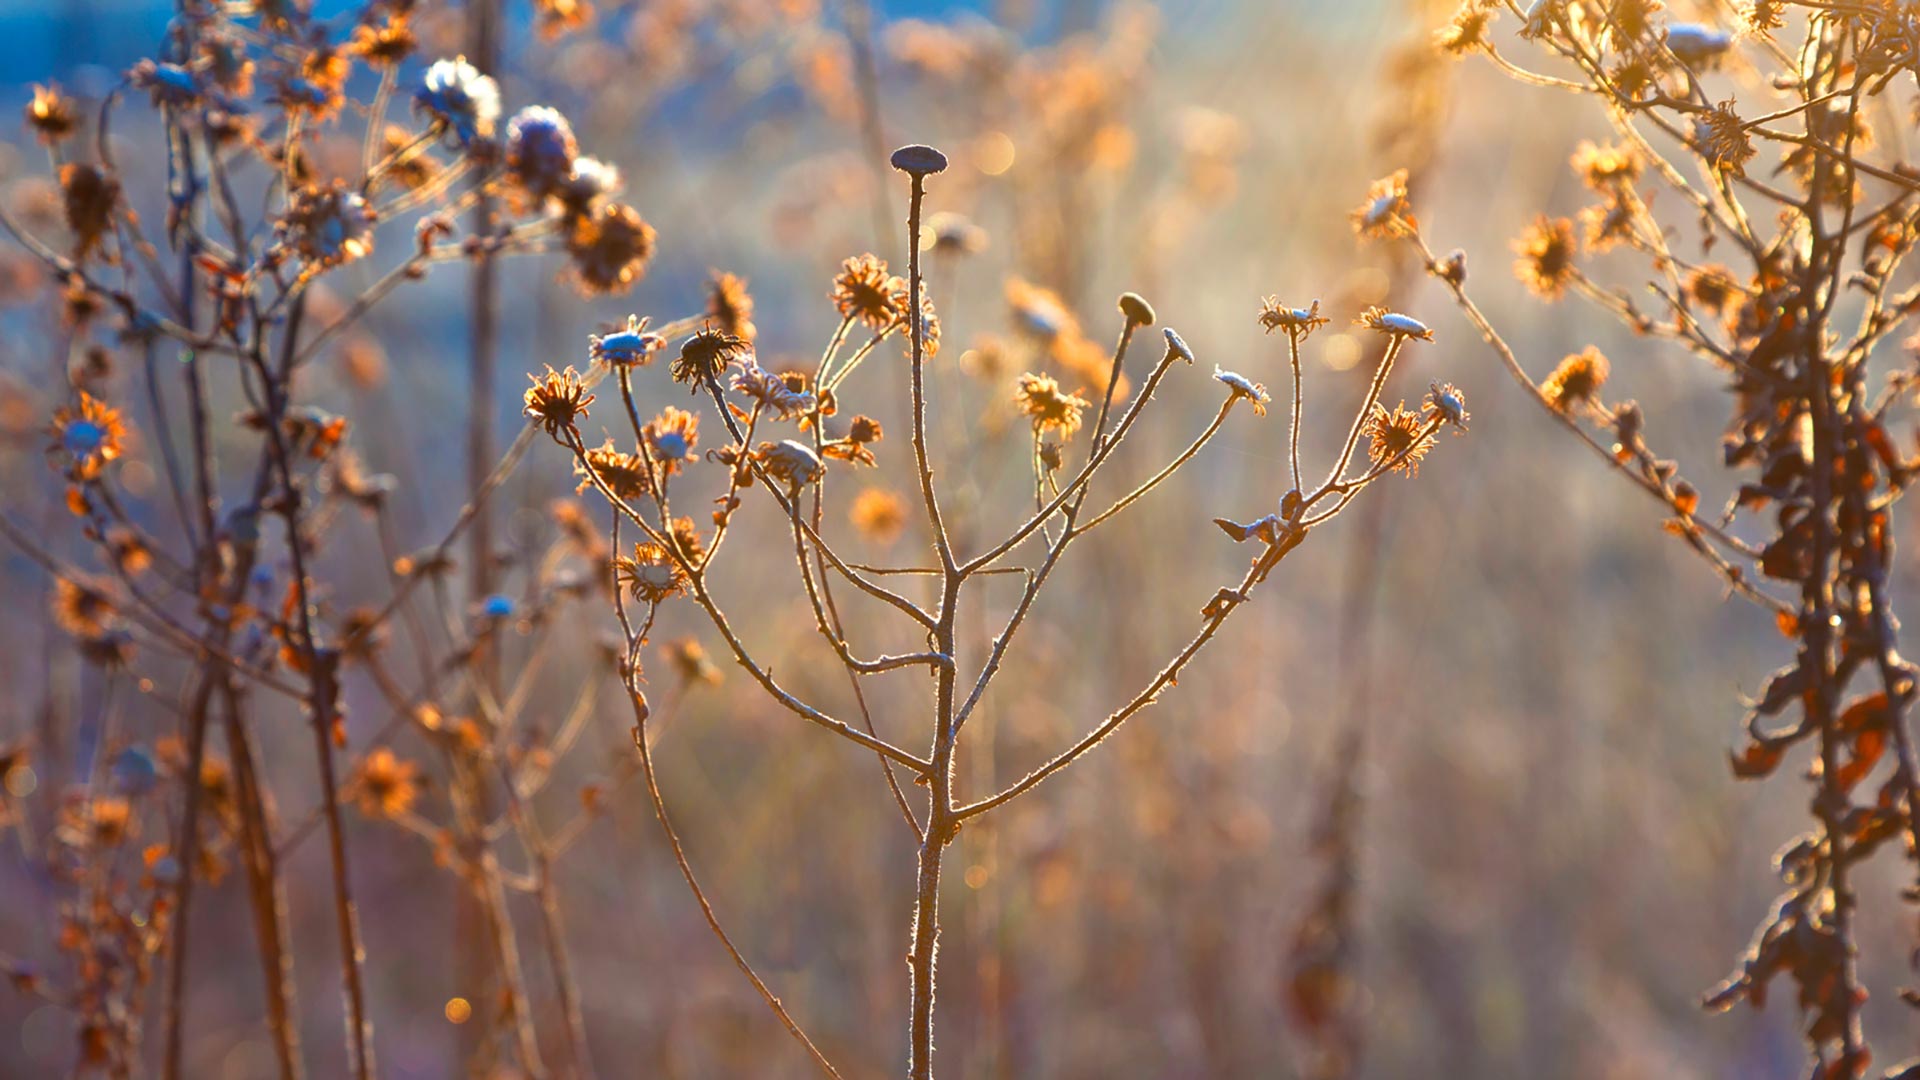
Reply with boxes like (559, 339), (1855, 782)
(589, 315), (665, 368)
(615, 542), (687, 603)
(1118, 292), (1156, 326)
(1015, 373), (1091, 439)
(1361, 401), (1436, 477)
(415, 56), (500, 146)
(890, 144), (949, 176)
(1214, 367), (1271, 416)
(1357, 307), (1435, 342)
(1542, 347), (1610, 412)
(1424, 381), (1470, 430)
(672, 328), (751, 391)
(523, 365), (594, 438)
(1260, 297), (1330, 337)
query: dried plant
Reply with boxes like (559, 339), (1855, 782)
(0, 3), (1489, 1077)
(1419, 1), (1920, 1074)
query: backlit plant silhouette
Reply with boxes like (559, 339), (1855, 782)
(1423, 1), (1920, 1074)
(542, 143), (1469, 1077)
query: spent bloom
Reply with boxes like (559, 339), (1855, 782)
(615, 542), (687, 604)
(1361, 401), (1436, 477)
(707, 271), (757, 342)
(523, 365), (594, 438)
(1512, 215), (1579, 299)
(1259, 297), (1330, 337)
(48, 391), (127, 481)
(505, 105), (578, 200)
(832, 254), (902, 330)
(1214, 367), (1271, 416)
(731, 359), (815, 419)
(752, 439), (825, 488)
(1015, 373), (1091, 438)
(1424, 381), (1470, 430)
(671, 327), (751, 390)
(589, 315), (665, 368)
(574, 439), (650, 500)
(565, 203), (655, 294)
(1351, 169), (1414, 239)
(1542, 347), (1610, 412)
(1356, 307), (1435, 342)
(642, 407), (700, 472)
(349, 748), (421, 819)
(415, 56), (500, 145)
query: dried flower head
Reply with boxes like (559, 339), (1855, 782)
(1542, 346), (1610, 412)
(25, 84), (76, 144)
(1356, 307), (1435, 342)
(566, 203), (655, 294)
(1437, 3), (1496, 56)
(1512, 215), (1579, 299)
(48, 391), (127, 480)
(672, 328), (751, 390)
(575, 439), (650, 500)
(589, 315), (665, 368)
(1424, 381), (1470, 430)
(1214, 367), (1270, 416)
(643, 407), (700, 473)
(283, 183), (377, 269)
(1260, 297), (1330, 337)
(349, 748), (420, 819)
(1351, 169), (1414, 239)
(615, 542), (687, 603)
(1361, 401), (1436, 476)
(1118, 292), (1156, 326)
(752, 439), (825, 488)
(523, 365), (594, 438)
(1696, 100), (1755, 176)
(415, 56), (500, 146)
(890, 280), (942, 358)
(60, 163), (119, 261)
(707, 271), (757, 342)
(731, 359), (815, 419)
(1571, 141), (1642, 190)
(851, 487), (908, 543)
(833, 254), (903, 330)
(505, 105), (578, 200)
(348, 13), (416, 68)
(823, 415), (884, 466)
(1687, 264), (1745, 318)
(1015, 373), (1091, 438)
(51, 576), (117, 638)
(1580, 197), (1635, 252)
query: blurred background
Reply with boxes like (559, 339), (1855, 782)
(2, 0), (1915, 1077)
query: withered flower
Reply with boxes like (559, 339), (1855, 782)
(349, 13), (416, 68)
(1570, 141), (1641, 190)
(283, 183), (377, 269)
(1512, 215), (1578, 299)
(731, 359), (814, 419)
(1424, 381), (1470, 430)
(523, 365), (594, 438)
(707, 271), (757, 341)
(1351, 169), (1414, 239)
(1695, 99), (1755, 176)
(1260, 297), (1330, 337)
(671, 328), (750, 390)
(833, 254), (902, 330)
(25, 84), (76, 144)
(1361, 401), (1435, 477)
(48, 391), (127, 480)
(60, 163), (119, 261)
(615, 542), (686, 603)
(51, 577), (117, 638)
(1015, 373), (1091, 438)
(505, 105), (578, 201)
(1437, 3), (1495, 56)
(589, 315), (664, 368)
(851, 487), (908, 543)
(1357, 307), (1435, 342)
(349, 748), (421, 819)
(415, 56), (500, 146)
(752, 439), (825, 488)
(1214, 368), (1270, 416)
(823, 415), (884, 466)
(643, 407), (700, 473)
(574, 439), (650, 500)
(1542, 346), (1610, 412)
(566, 203), (654, 294)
